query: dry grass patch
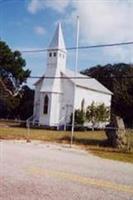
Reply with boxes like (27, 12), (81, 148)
(0, 123), (133, 163)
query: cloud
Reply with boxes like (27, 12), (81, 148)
(27, 0), (133, 44)
(27, 0), (70, 14)
(27, 0), (133, 64)
(27, 0), (41, 14)
(67, 1), (133, 43)
(34, 26), (46, 35)
(103, 46), (133, 63)
(65, 1), (133, 64)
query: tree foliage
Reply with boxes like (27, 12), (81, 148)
(86, 102), (110, 127)
(70, 102), (109, 128)
(0, 40), (33, 119)
(75, 109), (86, 125)
(14, 85), (34, 120)
(81, 63), (133, 127)
(0, 41), (30, 84)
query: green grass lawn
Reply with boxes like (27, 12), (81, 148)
(89, 147), (133, 163)
(0, 121), (133, 163)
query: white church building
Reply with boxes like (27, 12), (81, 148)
(33, 23), (112, 128)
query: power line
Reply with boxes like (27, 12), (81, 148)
(28, 76), (133, 79)
(21, 41), (133, 53)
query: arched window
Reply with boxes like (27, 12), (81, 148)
(81, 99), (85, 111)
(43, 95), (49, 114)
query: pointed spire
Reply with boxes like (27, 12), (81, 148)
(49, 23), (66, 51)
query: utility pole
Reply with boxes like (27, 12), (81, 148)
(70, 16), (80, 147)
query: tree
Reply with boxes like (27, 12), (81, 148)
(70, 102), (109, 130)
(86, 102), (110, 128)
(0, 40), (31, 119)
(86, 102), (97, 125)
(0, 41), (30, 84)
(75, 109), (86, 125)
(70, 109), (86, 126)
(14, 85), (34, 120)
(96, 103), (110, 122)
(81, 63), (133, 127)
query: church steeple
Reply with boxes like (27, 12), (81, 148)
(47, 23), (67, 71)
(49, 22), (66, 52)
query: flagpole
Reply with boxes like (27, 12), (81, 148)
(70, 16), (80, 147)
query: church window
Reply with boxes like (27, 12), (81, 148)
(43, 95), (49, 114)
(54, 52), (56, 57)
(49, 52), (52, 57)
(81, 99), (85, 111)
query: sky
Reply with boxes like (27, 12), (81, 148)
(0, 0), (133, 87)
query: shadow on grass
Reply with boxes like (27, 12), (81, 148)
(59, 135), (106, 146)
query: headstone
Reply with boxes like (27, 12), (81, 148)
(105, 116), (129, 150)
(113, 116), (125, 130)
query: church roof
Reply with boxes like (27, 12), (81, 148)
(49, 23), (66, 51)
(35, 68), (112, 95)
(62, 69), (113, 95)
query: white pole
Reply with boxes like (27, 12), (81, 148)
(70, 16), (80, 147)
(75, 16), (79, 75)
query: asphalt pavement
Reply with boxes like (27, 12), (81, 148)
(0, 140), (133, 200)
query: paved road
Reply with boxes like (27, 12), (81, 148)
(0, 140), (133, 200)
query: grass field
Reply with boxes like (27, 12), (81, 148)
(0, 121), (133, 163)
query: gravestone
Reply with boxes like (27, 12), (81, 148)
(105, 116), (129, 150)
